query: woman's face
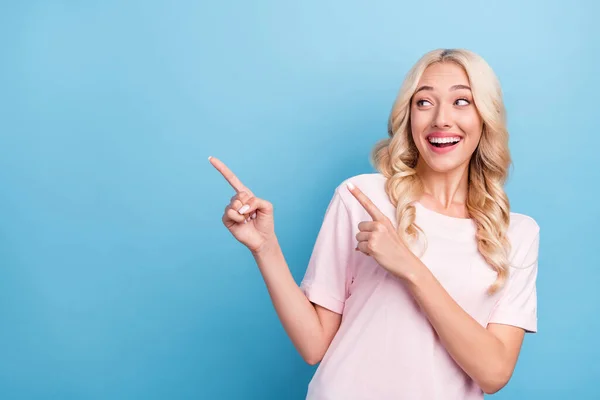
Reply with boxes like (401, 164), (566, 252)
(410, 62), (483, 173)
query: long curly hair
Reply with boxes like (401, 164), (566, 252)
(371, 48), (511, 294)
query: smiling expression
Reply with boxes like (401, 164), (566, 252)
(410, 62), (484, 173)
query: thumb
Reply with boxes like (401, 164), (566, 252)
(239, 197), (273, 219)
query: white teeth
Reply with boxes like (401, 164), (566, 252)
(428, 137), (461, 144)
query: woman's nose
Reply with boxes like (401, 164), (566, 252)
(431, 104), (452, 129)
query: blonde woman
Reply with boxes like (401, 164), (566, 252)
(210, 48), (539, 399)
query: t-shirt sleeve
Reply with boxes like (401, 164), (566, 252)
(300, 187), (354, 315)
(487, 227), (540, 333)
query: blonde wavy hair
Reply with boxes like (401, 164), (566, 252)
(371, 48), (511, 294)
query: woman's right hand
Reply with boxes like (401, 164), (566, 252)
(209, 156), (276, 254)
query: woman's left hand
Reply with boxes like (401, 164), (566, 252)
(346, 181), (420, 280)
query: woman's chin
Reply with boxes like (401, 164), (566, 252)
(421, 157), (469, 174)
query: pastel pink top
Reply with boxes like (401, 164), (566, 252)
(300, 173), (539, 400)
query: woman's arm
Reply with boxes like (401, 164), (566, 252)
(252, 239), (342, 365)
(345, 182), (527, 394)
(404, 263), (525, 394)
(209, 156), (341, 365)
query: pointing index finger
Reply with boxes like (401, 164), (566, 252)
(209, 156), (253, 195)
(346, 181), (385, 221)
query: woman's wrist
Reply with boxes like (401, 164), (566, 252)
(397, 254), (429, 288)
(251, 236), (280, 258)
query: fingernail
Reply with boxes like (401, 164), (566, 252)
(346, 181), (355, 190)
(251, 212), (257, 219)
(238, 205), (250, 214)
(208, 156), (212, 161)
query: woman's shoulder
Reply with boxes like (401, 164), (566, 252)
(333, 172), (387, 199)
(334, 172), (386, 193)
(506, 211), (540, 268)
(509, 211), (540, 231)
(508, 211), (540, 237)
(331, 172), (391, 214)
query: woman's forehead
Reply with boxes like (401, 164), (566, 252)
(417, 62), (470, 89)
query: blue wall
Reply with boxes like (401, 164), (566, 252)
(1, 1), (598, 398)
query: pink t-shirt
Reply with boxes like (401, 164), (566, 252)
(300, 173), (539, 400)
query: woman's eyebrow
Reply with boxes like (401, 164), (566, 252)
(415, 84), (472, 94)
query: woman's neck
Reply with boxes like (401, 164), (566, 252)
(415, 158), (470, 215)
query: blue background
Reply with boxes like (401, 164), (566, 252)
(1, 1), (598, 399)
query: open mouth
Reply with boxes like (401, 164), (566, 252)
(428, 136), (462, 148)
(426, 136), (462, 154)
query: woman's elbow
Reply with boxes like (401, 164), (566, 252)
(301, 347), (325, 366)
(303, 353), (323, 366)
(479, 366), (513, 395)
(481, 381), (506, 395)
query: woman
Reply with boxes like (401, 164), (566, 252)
(209, 48), (539, 399)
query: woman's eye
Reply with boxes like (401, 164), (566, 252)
(416, 99), (432, 106)
(455, 98), (470, 106)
